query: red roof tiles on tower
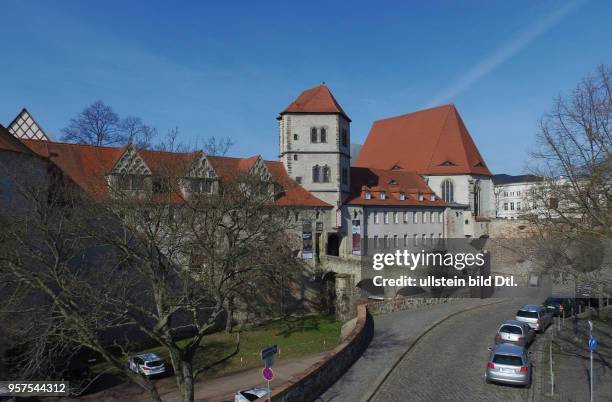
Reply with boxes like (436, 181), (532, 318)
(355, 104), (491, 176)
(280, 84), (350, 121)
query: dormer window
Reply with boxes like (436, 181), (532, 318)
(430, 194), (436, 201)
(418, 192), (424, 201)
(364, 191), (371, 200)
(399, 192), (406, 201)
(117, 174), (144, 191)
(391, 164), (402, 170)
(389, 179), (398, 185)
(440, 160), (456, 166)
(380, 191), (386, 200)
(191, 178), (213, 194)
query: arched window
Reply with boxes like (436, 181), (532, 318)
(441, 179), (454, 203)
(473, 179), (481, 216)
(320, 128), (327, 143)
(311, 127), (317, 143)
(312, 165), (320, 182)
(322, 165), (330, 182)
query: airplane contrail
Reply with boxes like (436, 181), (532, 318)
(426, 0), (586, 107)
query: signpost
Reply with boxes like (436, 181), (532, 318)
(588, 321), (595, 402)
(261, 345), (278, 402)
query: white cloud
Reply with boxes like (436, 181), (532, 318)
(426, 0), (586, 107)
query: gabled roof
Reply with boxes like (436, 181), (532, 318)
(347, 167), (445, 207)
(280, 84), (350, 121)
(0, 124), (36, 155)
(264, 161), (331, 208)
(22, 140), (125, 198)
(355, 104), (491, 176)
(7, 108), (50, 141)
(20, 139), (330, 208)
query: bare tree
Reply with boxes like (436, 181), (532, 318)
(201, 135), (233, 156)
(61, 101), (156, 148)
(527, 64), (612, 297)
(0, 158), (303, 402)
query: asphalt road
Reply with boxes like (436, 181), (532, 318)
(371, 300), (541, 402)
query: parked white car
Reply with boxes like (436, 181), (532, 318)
(234, 387), (268, 402)
(128, 353), (167, 377)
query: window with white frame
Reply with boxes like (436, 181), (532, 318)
(393, 211), (399, 223)
(380, 191), (386, 200)
(404, 211), (409, 223)
(374, 212), (379, 224)
(364, 191), (371, 200)
(413, 212), (418, 223)
(393, 235), (398, 247)
(441, 179), (454, 202)
(423, 212), (428, 223)
(404, 234), (408, 247)
(418, 192), (424, 201)
(413, 234), (418, 245)
(384, 212), (389, 224)
(399, 192), (406, 200)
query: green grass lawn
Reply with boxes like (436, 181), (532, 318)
(92, 315), (341, 381)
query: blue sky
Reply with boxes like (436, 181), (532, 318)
(1, 0), (610, 174)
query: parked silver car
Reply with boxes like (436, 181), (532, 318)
(515, 304), (552, 332)
(485, 343), (532, 387)
(128, 353), (167, 377)
(494, 320), (535, 346)
(235, 387), (268, 402)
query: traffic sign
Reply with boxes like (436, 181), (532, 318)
(262, 367), (274, 381)
(261, 345), (278, 361)
(589, 338), (597, 351)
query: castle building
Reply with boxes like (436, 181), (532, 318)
(2, 85), (494, 308)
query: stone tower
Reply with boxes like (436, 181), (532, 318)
(278, 84), (351, 209)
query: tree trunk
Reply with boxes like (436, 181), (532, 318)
(225, 298), (234, 333)
(179, 360), (195, 402)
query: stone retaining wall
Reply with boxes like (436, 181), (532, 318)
(256, 296), (458, 402)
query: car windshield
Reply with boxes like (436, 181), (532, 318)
(242, 392), (261, 402)
(493, 354), (523, 366)
(500, 325), (522, 335)
(146, 360), (163, 367)
(517, 310), (538, 318)
(545, 298), (563, 304)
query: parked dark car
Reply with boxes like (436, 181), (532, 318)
(543, 296), (576, 317)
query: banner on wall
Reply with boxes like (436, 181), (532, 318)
(352, 219), (361, 255)
(302, 220), (313, 259)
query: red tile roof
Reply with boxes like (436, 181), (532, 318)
(20, 140), (330, 208)
(280, 84), (350, 121)
(347, 167), (445, 207)
(264, 161), (331, 208)
(355, 104), (491, 176)
(22, 139), (125, 198)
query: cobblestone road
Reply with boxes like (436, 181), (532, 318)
(372, 300), (539, 402)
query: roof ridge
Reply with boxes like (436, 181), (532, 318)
(373, 104), (455, 124)
(425, 105), (454, 171)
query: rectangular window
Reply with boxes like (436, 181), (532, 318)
(384, 212), (389, 224)
(364, 191), (371, 200)
(504, 203), (508, 211)
(430, 233), (434, 245)
(399, 192), (406, 201)
(413, 234), (418, 246)
(517, 202), (521, 210)
(393, 212), (399, 224)
(438, 212), (443, 223)
(310, 127), (317, 143)
(383, 235), (388, 248)
(373, 235), (379, 249)
(404, 234), (408, 247)
(404, 212), (409, 223)
(430, 194), (436, 201)
(423, 212), (429, 223)
(418, 192), (424, 201)
(510, 202), (515, 211)
(380, 191), (386, 200)
(374, 213), (379, 224)
(295, 176), (302, 184)
(413, 212), (418, 224)
(503, 191), (508, 197)
(421, 234), (426, 244)
(393, 235), (398, 247)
